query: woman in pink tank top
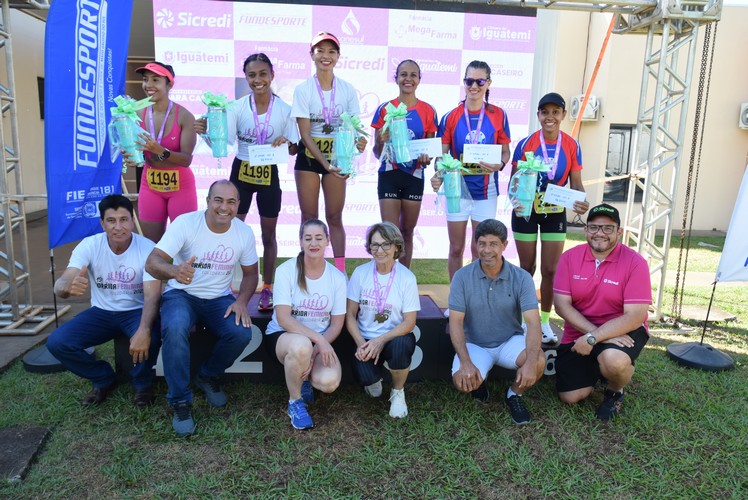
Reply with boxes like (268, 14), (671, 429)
(127, 61), (197, 243)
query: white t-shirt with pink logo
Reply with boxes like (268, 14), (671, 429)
(265, 256), (347, 335)
(228, 94), (300, 161)
(156, 210), (258, 299)
(347, 261), (420, 340)
(68, 232), (156, 312)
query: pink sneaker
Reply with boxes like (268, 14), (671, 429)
(258, 287), (273, 311)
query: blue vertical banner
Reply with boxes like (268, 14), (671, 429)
(44, 0), (134, 248)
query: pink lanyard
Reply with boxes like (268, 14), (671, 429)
(463, 103), (485, 145)
(251, 93), (275, 145)
(313, 75), (336, 130)
(147, 101), (174, 144)
(372, 262), (396, 316)
(539, 131), (562, 181)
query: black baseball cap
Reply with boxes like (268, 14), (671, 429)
(538, 92), (566, 111)
(587, 203), (620, 225)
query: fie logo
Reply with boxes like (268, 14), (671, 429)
(156, 8), (174, 29)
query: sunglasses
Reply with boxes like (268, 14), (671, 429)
(463, 78), (488, 87)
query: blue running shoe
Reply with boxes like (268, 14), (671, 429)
(287, 398), (314, 430)
(171, 401), (195, 437)
(195, 374), (227, 408)
(301, 380), (314, 404)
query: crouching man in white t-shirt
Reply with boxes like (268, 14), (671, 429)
(145, 180), (259, 437)
(47, 195), (161, 408)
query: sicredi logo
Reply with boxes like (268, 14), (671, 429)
(158, 10), (232, 29)
(341, 9), (360, 36)
(156, 8), (174, 29)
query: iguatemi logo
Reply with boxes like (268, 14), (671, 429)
(107, 265), (136, 283)
(156, 8), (174, 29)
(202, 245), (235, 264)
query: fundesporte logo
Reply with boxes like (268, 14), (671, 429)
(156, 8), (174, 29)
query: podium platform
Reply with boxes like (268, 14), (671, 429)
(114, 294), (561, 384)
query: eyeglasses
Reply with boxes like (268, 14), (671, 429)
(463, 78), (487, 87)
(369, 242), (392, 252)
(585, 224), (618, 234)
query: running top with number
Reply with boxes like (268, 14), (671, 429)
(139, 105), (196, 194)
(228, 94), (300, 161)
(439, 103), (511, 200)
(512, 130), (583, 191)
(347, 261), (420, 340)
(68, 232), (157, 312)
(291, 76), (360, 139)
(155, 210), (258, 299)
(265, 256), (347, 335)
(371, 99), (438, 178)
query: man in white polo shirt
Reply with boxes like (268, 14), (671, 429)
(146, 180), (259, 436)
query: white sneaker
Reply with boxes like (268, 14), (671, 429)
(541, 322), (558, 344)
(364, 379), (383, 398)
(389, 388), (408, 418)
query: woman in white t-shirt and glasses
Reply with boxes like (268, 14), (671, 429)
(291, 32), (367, 275)
(346, 222), (421, 418)
(264, 219), (347, 430)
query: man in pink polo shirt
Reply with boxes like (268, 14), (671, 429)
(553, 204), (651, 420)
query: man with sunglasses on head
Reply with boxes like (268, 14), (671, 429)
(552, 204), (652, 420)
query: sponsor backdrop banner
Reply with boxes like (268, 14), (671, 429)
(152, 0), (536, 259)
(716, 166), (748, 283)
(45, 0), (133, 248)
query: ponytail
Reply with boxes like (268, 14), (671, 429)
(296, 250), (307, 294)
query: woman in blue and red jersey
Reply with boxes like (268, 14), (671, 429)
(511, 92), (589, 344)
(371, 59), (438, 268)
(431, 60), (511, 280)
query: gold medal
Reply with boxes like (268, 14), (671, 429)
(374, 312), (389, 323)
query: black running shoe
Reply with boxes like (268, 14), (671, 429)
(505, 394), (531, 425)
(596, 389), (624, 421)
(471, 381), (489, 403)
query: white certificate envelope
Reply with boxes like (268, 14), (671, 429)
(543, 184), (586, 209)
(408, 137), (442, 160)
(247, 144), (289, 165)
(462, 144), (502, 164)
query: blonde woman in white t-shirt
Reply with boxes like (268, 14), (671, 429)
(346, 222), (421, 418)
(264, 219), (347, 430)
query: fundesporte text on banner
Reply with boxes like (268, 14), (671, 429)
(44, 0), (134, 248)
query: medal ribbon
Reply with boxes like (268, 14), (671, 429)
(539, 131), (562, 181)
(313, 75), (337, 132)
(147, 100), (174, 145)
(251, 93), (275, 145)
(372, 262), (397, 318)
(463, 103), (485, 145)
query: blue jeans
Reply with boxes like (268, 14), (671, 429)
(161, 289), (252, 404)
(46, 306), (161, 390)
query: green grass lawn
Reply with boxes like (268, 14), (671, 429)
(1, 235), (746, 497)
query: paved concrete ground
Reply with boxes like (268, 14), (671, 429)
(0, 216), (738, 372)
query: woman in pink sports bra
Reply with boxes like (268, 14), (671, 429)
(128, 61), (197, 243)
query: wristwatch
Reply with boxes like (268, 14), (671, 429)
(585, 333), (597, 346)
(498, 160), (505, 171)
(157, 148), (171, 161)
